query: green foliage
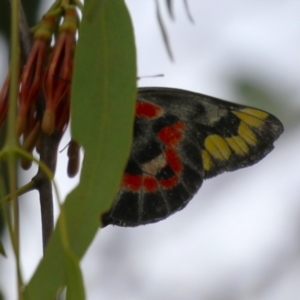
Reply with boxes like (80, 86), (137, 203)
(65, 250), (85, 300)
(23, 0), (136, 299)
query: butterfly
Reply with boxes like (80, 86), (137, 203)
(101, 87), (284, 227)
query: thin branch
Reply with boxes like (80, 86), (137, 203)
(8, 0), (23, 298)
(183, 0), (194, 23)
(166, 0), (174, 20)
(155, 0), (174, 61)
(32, 131), (60, 251)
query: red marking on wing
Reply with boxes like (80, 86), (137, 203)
(173, 121), (186, 131)
(136, 101), (162, 118)
(158, 121), (186, 146)
(143, 175), (158, 192)
(160, 176), (178, 188)
(122, 173), (142, 191)
(165, 147), (183, 174)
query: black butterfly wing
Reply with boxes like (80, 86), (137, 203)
(102, 88), (283, 227)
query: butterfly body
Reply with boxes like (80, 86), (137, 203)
(102, 88), (284, 227)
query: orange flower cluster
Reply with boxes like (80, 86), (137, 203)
(0, 5), (80, 174)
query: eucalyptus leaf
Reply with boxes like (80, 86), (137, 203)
(65, 250), (85, 300)
(23, 0), (136, 298)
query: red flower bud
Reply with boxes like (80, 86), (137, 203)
(0, 73), (9, 128)
(55, 93), (70, 136)
(17, 14), (56, 136)
(42, 6), (78, 135)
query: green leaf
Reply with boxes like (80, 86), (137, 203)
(65, 250), (85, 300)
(23, 0), (136, 298)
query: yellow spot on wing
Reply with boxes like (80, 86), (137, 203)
(225, 136), (249, 155)
(201, 150), (213, 171)
(233, 111), (265, 128)
(204, 135), (231, 160)
(241, 108), (269, 119)
(238, 122), (257, 146)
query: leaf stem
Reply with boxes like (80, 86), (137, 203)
(7, 0), (24, 298)
(0, 180), (36, 205)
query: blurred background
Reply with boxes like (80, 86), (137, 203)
(0, 0), (300, 299)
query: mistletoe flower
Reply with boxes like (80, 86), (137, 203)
(20, 100), (41, 170)
(55, 93), (70, 137)
(42, 6), (78, 135)
(17, 14), (56, 136)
